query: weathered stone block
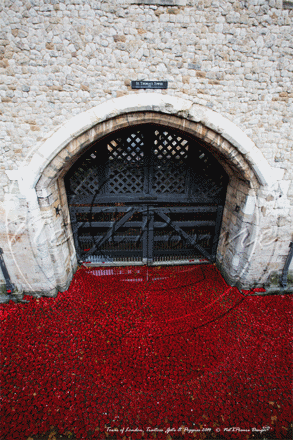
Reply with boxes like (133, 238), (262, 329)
(0, 0), (291, 294)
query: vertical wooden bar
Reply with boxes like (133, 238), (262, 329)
(147, 206), (154, 265)
(141, 125), (156, 195)
(142, 205), (148, 264)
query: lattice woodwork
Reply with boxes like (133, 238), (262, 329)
(65, 125), (227, 200)
(107, 132), (145, 163)
(108, 165), (144, 194)
(152, 129), (188, 194)
(66, 124), (228, 264)
(70, 168), (102, 196)
(106, 131), (145, 193)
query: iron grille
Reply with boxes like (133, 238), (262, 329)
(65, 124), (228, 265)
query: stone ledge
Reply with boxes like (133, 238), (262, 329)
(216, 264), (293, 294)
(0, 268), (76, 303)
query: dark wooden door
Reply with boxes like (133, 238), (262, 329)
(65, 125), (228, 265)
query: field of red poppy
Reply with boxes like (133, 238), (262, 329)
(0, 264), (292, 440)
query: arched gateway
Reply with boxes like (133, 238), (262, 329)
(15, 94), (277, 294)
(65, 124), (228, 265)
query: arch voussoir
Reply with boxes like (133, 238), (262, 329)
(17, 94), (279, 295)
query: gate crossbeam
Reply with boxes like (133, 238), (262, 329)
(86, 207), (136, 256)
(67, 125), (228, 264)
(155, 210), (213, 261)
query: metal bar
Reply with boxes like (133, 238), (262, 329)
(185, 163), (191, 197)
(70, 206), (132, 213)
(153, 249), (203, 256)
(0, 248), (14, 294)
(79, 235), (142, 243)
(79, 233), (211, 243)
(142, 127), (150, 194)
(142, 206), (148, 261)
(87, 207), (136, 255)
(155, 233), (211, 242)
(68, 195), (223, 204)
(155, 210), (212, 261)
(70, 221), (143, 229)
(139, 196), (157, 200)
(280, 241), (293, 288)
(145, 127), (156, 195)
(147, 206), (154, 264)
(155, 210), (197, 246)
(153, 220), (215, 228)
(67, 125), (228, 265)
(71, 221), (85, 235)
(87, 250), (142, 256)
(70, 205), (218, 213)
(70, 220), (215, 229)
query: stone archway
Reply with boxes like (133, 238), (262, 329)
(64, 123), (229, 266)
(17, 93), (279, 294)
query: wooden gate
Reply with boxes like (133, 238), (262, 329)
(65, 125), (228, 265)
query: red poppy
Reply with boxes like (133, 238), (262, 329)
(0, 264), (292, 439)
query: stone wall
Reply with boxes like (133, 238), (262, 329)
(0, 267), (4, 286)
(0, 0), (292, 295)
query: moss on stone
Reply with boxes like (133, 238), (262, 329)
(269, 272), (280, 286)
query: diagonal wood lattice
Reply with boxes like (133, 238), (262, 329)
(65, 125), (228, 264)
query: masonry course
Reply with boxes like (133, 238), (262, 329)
(0, 0), (292, 294)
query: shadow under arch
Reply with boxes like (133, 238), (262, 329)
(63, 122), (230, 266)
(18, 94), (277, 294)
